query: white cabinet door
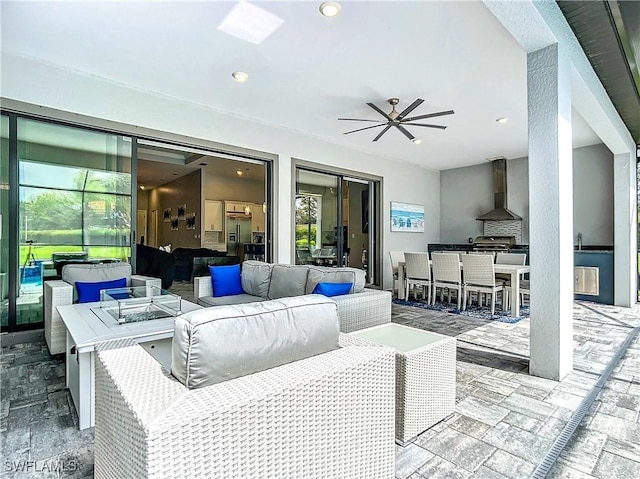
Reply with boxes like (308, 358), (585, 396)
(251, 204), (266, 232)
(225, 201), (243, 213)
(574, 266), (599, 295)
(204, 200), (223, 231)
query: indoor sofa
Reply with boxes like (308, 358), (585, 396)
(193, 261), (392, 332)
(94, 296), (396, 479)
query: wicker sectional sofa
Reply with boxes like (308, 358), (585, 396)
(193, 260), (392, 333)
(94, 296), (396, 479)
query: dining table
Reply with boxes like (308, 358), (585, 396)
(397, 260), (530, 318)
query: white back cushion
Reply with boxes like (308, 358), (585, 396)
(62, 262), (132, 301)
(171, 295), (340, 389)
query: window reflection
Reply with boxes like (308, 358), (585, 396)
(13, 118), (132, 328)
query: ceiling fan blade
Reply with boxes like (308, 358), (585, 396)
(397, 99), (424, 120)
(343, 123), (387, 135)
(395, 125), (415, 141)
(403, 109), (455, 122)
(402, 123), (447, 130)
(367, 102), (394, 121)
(372, 125), (393, 142)
(338, 118), (386, 123)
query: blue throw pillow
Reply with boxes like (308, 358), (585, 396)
(75, 277), (127, 303)
(209, 264), (243, 297)
(312, 282), (353, 297)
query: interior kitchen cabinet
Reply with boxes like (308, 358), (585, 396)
(225, 201), (249, 213)
(204, 200), (223, 231)
(251, 204), (266, 233)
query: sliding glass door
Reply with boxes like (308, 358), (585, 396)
(296, 170), (342, 266)
(9, 118), (132, 330)
(295, 166), (380, 286)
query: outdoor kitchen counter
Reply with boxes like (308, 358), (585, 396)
(428, 244), (529, 257)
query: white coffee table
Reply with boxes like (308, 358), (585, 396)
(59, 297), (202, 429)
(347, 323), (456, 443)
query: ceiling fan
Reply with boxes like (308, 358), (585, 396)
(338, 98), (454, 142)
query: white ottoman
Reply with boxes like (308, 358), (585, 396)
(345, 323), (456, 442)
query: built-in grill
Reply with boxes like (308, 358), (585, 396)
(472, 235), (516, 252)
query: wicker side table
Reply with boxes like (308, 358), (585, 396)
(344, 323), (456, 443)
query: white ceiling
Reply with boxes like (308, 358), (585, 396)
(1, 1), (602, 171)
(137, 153), (266, 190)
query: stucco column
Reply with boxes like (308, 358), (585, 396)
(274, 154), (293, 264)
(614, 152), (638, 306)
(528, 43), (574, 380)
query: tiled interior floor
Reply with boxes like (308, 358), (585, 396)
(1, 299), (639, 478)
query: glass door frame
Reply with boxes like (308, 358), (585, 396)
(7, 114), (135, 332)
(0, 108), (275, 332)
(133, 137), (273, 263)
(293, 160), (382, 287)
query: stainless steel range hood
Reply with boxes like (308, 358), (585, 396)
(476, 157), (522, 221)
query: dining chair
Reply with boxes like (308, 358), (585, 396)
(519, 279), (530, 306)
(389, 251), (406, 295)
(460, 254), (504, 315)
(495, 253), (526, 265)
(404, 252), (431, 302)
(442, 250), (466, 261)
(430, 252), (462, 309)
(496, 253), (527, 308)
(468, 251), (496, 259)
(504, 278), (531, 310)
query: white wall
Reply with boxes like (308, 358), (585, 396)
(573, 143), (614, 245)
(440, 144), (613, 245)
(440, 160), (495, 244)
(2, 54), (440, 289)
(203, 174), (265, 204)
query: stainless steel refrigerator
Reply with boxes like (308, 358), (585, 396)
(226, 215), (252, 258)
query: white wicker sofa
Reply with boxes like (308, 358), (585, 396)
(194, 260), (392, 332)
(94, 296), (396, 479)
(43, 262), (160, 355)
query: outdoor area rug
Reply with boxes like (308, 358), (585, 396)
(392, 298), (528, 323)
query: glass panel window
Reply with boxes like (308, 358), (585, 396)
(15, 118), (132, 328)
(20, 187), (83, 247)
(295, 195), (320, 264)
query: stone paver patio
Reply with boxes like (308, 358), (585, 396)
(1, 299), (639, 478)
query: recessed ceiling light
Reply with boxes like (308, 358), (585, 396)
(319, 1), (341, 17)
(412, 138), (423, 145)
(199, 162), (208, 166)
(139, 185), (145, 190)
(172, 173), (178, 176)
(496, 117), (509, 124)
(232, 71), (249, 82)
(236, 170), (244, 176)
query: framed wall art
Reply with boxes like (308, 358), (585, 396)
(186, 213), (196, 229)
(177, 204), (187, 220)
(390, 201), (424, 232)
